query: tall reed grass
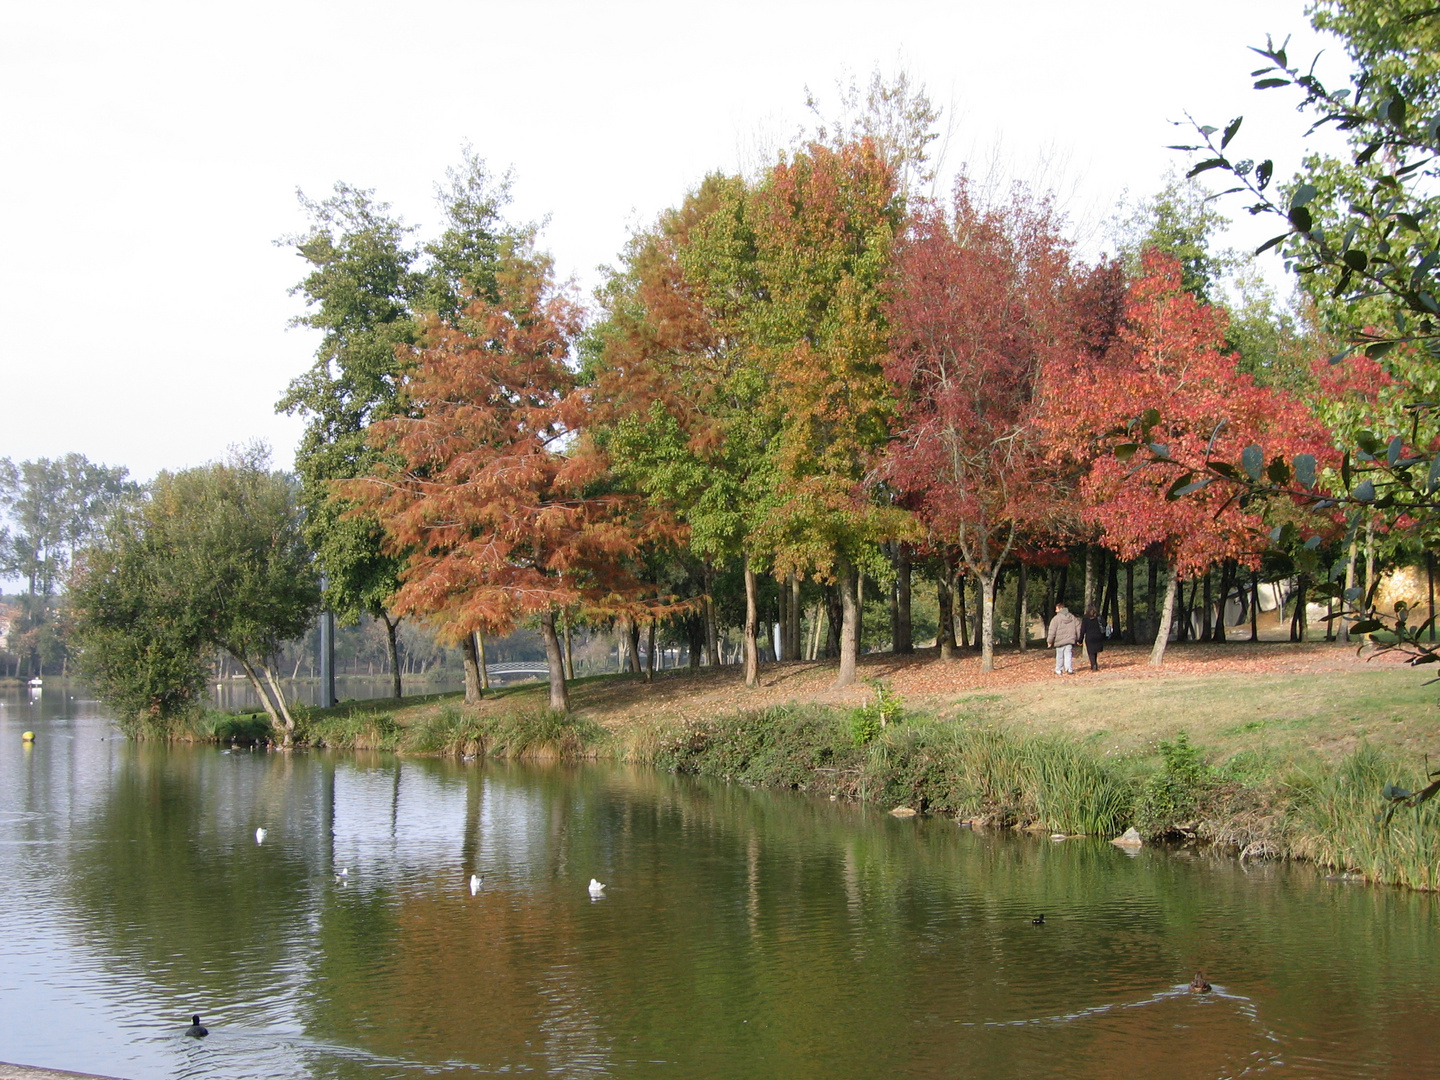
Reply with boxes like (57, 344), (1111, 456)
(408, 702), (605, 760)
(629, 706), (1134, 836)
(1285, 745), (1440, 890)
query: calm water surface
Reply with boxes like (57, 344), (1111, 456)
(2, 683), (1438, 1079)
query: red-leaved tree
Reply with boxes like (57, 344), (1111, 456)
(1044, 250), (1335, 665)
(883, 180), (1074, 671)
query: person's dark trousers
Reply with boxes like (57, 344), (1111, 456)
(1087, 645), (1099, 671)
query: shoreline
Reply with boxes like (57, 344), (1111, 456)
(128, 640), (1440, 891)
(0, 1062), (130, 1080)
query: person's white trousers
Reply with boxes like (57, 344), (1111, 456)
(1054, 644), (1073, 674)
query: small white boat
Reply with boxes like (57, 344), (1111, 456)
(27, 677), (43, 688)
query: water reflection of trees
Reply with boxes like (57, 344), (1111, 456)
(50, 745), (1440, 1077)
(63, 743), (328, 1024)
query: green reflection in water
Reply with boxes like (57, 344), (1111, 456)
(2, 696), (1439, 1080)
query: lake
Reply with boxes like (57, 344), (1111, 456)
(2, 682), (1438, 1079)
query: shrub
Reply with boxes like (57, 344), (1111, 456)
(850, 679), (903, 747)
(1134, 732), (1215, 838)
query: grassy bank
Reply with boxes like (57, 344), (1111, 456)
(172, 642), (1440, 890)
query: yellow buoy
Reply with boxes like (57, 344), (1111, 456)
(22, 731), (35, 742)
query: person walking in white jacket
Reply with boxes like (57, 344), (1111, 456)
(1046, 601), (1081, 676)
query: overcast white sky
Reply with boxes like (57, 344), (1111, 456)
(0, 0), (1341, 484)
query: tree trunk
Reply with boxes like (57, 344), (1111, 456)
(979, 570), (998, 673)
(809, 602), (824, 659)
(540, 608), (568, 711)
(382, 613), (403, 699)
(789, 574), (801, 662)
(704, 563), (720, 666)
(1341, 527), (1359, 643)
(826, 584), (841, 658)
(1096, 551), (1111, 620)
(1430, 550), (1437, 643)
(1016, 562), (1029, 651)
(835, 556), (859, 688)
(970, 574), (983, 650)
(937, 571), (955, 660)
(857, 570), (866, 657)
(1290, 575), (1309, 642)
(1202, 569), (1213, 641)
(1148, 557), (1159, 622)
(563, 613), (574, 680)
(1125, 561), (1136, 644)
(461, 633), (482, 704)
(1364, 516), (1377, 622)
(744, 556), (759, 687)
(628, 618), (643, 674)
(1212, 561), (1235, 642)
(476, 632), (490, 690)
(260, 662), (298, 741)
(783, 576), (794, 659)
(688, 613), (704, 671)
(645, 620), (656, 682)
(1083, 544), (1097, 612)
(235, 654), (282, 733)
(957, 571), (970, 648)
(1250, 570), (1260, 642)
(889, 553), (900, 653)
(1150, 565), (1179, 667)
(896, 545), (913, 653)
(1107, 554), (1121, 639)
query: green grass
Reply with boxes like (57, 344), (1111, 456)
(1284, 746), (1440, 890)
(627, 705), (1134, 836)
(408, 701), (606, 759)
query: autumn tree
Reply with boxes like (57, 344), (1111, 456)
(588, 172), (780, 685)
(279, 152), (518, 697)
(353, 252), (650, 712)
(883, 180), (1074, 672)
(746, 138), (907, 687)
(1045, 251), (1333, 665)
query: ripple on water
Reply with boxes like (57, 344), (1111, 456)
(2, 705), (1439, 1079)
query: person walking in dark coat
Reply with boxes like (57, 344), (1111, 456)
(1080, 605), (1104, 671)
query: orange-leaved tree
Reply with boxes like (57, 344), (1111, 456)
(883, 180), (1075, 672)
(349, 253), (652, 710)
(1043, 250), (1335, 665)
